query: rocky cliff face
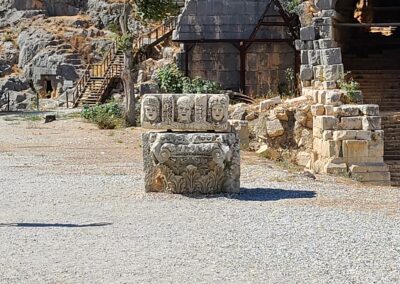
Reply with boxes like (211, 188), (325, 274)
(0, 0), (127, 110)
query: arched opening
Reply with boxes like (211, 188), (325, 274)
(334, 0), (400, 111)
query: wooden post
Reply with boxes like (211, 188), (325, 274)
(239, 45), (246, 95)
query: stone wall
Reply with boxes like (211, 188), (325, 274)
(295, 0), (391, 185)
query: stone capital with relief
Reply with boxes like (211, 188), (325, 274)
(141, 94), (230, 132)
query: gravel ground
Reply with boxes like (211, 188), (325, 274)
(0, 112), (399, 283)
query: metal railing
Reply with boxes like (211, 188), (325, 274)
(72, 42), (119, 107)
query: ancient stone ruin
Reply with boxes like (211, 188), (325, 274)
(141, 94), (240, 194)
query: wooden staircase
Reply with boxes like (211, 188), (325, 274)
(72, 18), (178, 107)
(72, 42), (124, 107)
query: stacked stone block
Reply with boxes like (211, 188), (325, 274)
(297, 1), (343, 88)
(141, 94), (240, 194)
(308, 89), (390, 185)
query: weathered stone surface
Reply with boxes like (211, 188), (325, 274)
(313, 64), (344, 81)
(324, 162), (348, 175)
(332, 130), (371, 141)
(311, 104), (325, 116)
(300, 65), (313, 80)
(266, 119), (284, 137)
(229, 120), (249, 150)
(259, 96), (281, 112)
(300, 27), (317, 41)
(297, 151), (311, 167)
(334, 105), (360, 117)
(360, 104), (379, 116)
(362, 116), (381, 130)
(349, 163), (389, 173)
(339, 117), (363, 130)
(342, 140), (368, 164)
(141, 94), (230, 132)
(319, 48), (342, 65)
(351, 171), (391, 184)
(142, 132), (240, 194)
(314, 115), (338, 130)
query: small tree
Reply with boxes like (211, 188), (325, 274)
(118, 0), (178, 126)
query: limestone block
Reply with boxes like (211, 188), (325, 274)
(311, 104), (325, 116)
(319, 48), (342, 65)
(349, 163), (389, 173)
(339, 117), (363, 130)
(318, 39), (338, 49)
(318, 25), (334, 39)
(308, 50), (320, 66)
(362, 116), (381, 130)
(296, 151), (311, 167)
(300, 27), (317, 41)
(351, 172), (391, 184)
(334, 105), (360, 117)
(300, 65), (314, 80)
(141, 94), (230, 132)
(315, 0), (336, 11)
(257, 145), (280, 161)
(317, 90), (341, 105)
(371, 130), (384, 141)
(313, 126), (323, 138)
(295, 40), (314, 51)
(322, 130), (333, 140)
(313, 64), (344, 82)
(324, 162), (348, 175)
(325, 105), (334, 115)
(229, 120), (249, 150)
(142, 132), (240, 194)
(314, 138), (341, 158)
(259, 96), (281, 112)
(332, 130), (371, 141)
(322, 81), (337, 89)
(342, 140), (368, 164)
(360, 104), (379, 116)
(301, 50), (309, 64)
(314, 115), (338, 130)
(368, 138), (384, 158)
(266, 119), (285, 137)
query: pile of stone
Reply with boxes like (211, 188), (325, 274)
(310, 98), (390, 185)
(141, 93), (240, 194)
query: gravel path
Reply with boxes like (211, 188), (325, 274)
(0, 113), (399, 283)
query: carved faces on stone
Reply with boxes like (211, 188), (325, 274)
(141, 94), (230, 131)
(143, 95), (160, 122)
(209, 95), (228, 122)
(177, 96), (194, 123)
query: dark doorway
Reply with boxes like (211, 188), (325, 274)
(46, 80), (53, 96)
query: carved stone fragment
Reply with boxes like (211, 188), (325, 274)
(142, 132), (240, 194)
(141, 94), (230, 132)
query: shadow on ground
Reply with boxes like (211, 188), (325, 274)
(234, 188), (316, 201)
(185, 188), (316, 201)
(0, 222), (112, 228)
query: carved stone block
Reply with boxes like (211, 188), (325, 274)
(141, 94), (230, 132)
(143, 132), (240, 194)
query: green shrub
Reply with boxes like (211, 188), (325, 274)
(283, 0), (301, 14)
(338, 79), (361, 103)
(156, 63), (222, 94)
(81, 102), (124, 129)
(156, 63), (185, 93)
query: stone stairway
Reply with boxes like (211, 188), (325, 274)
(381, 113), (400, 186)
(350, 70), (400, 112)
